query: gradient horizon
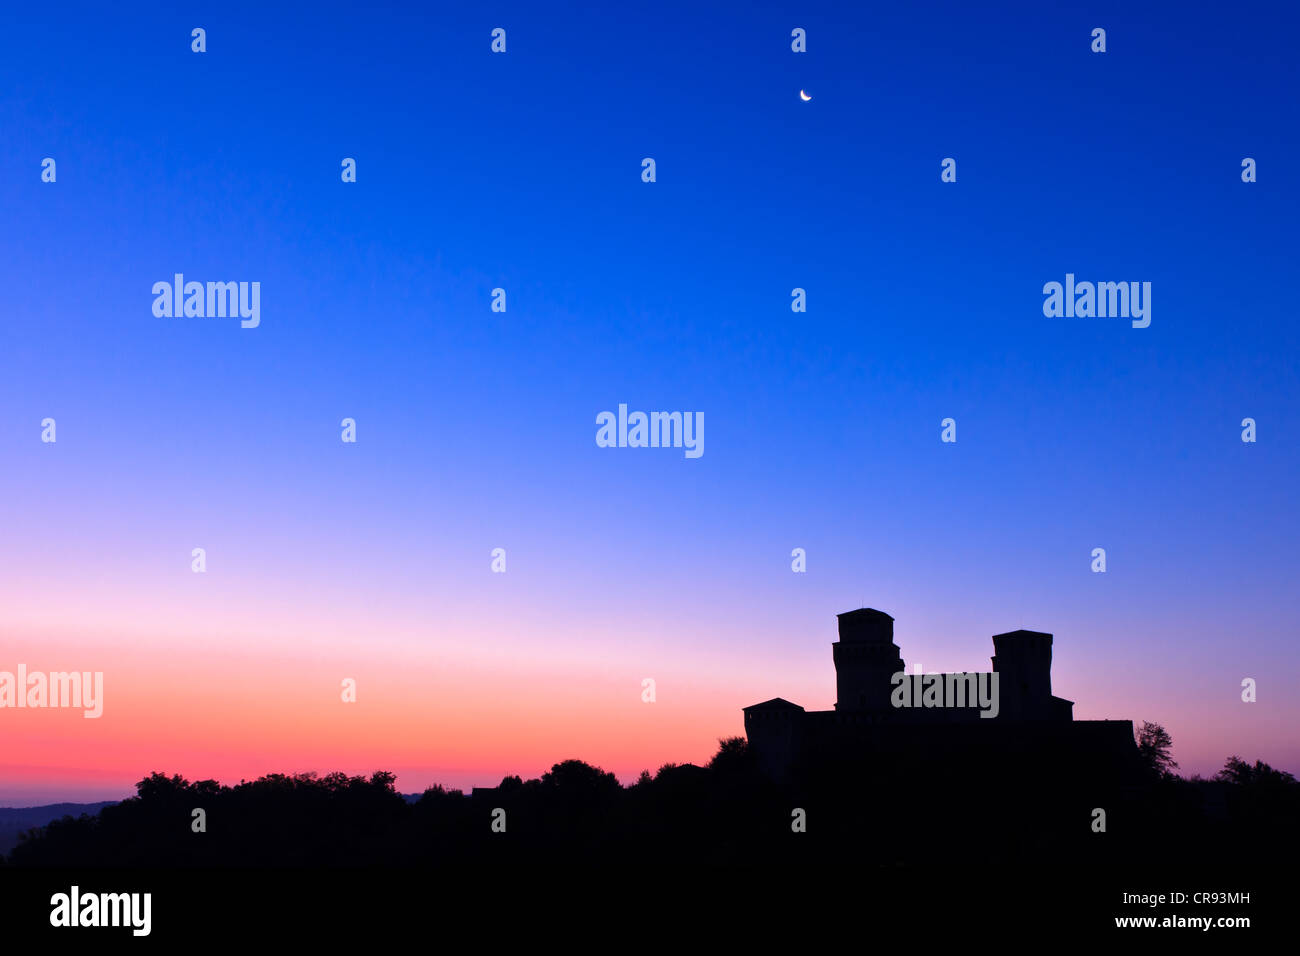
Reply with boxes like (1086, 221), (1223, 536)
(3, 1), (1299, 806)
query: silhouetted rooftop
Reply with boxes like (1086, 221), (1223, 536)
(743, 697), (806, 713)
(836, 608), (894, 622)
(992, 629), (1053, 641)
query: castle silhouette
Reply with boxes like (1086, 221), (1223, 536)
(744, 608), (1138, 779)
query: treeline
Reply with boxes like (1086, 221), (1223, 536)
(6, 732), (1297, 867)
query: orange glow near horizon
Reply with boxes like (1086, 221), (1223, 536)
(3, 594), (1295, 805)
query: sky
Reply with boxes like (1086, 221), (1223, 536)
(1, 1), (1298, 804)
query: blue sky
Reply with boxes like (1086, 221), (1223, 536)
(1, 1), (1298, 800)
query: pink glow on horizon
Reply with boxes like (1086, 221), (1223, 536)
(4, 599), (1297, 805)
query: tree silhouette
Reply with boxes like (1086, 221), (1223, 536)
(540, 759), (620, 796)
(1216, 756), (1297, 786)
(707, 737), (749, 771)
(6, 740), (1298, 868)
(1136, 721), (1179, 778)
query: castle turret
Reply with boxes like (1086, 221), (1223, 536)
(742, 697), (805, 780)
(991, 629), (1055, 720)
(833, 608), (904, 711)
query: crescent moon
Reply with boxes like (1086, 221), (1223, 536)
(799, 90), (811, 101)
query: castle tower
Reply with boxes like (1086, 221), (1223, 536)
(833, 608), (904, 711)
(742, 697), (805, 780)
(991, 629), (1054, 720)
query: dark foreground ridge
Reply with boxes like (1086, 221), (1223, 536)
(4, 746), (1296, 868)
